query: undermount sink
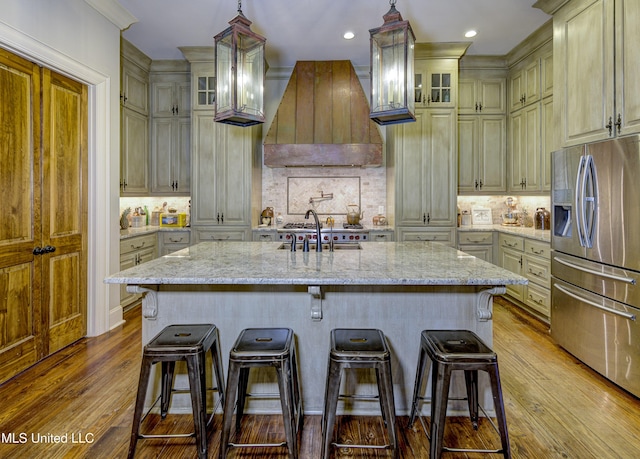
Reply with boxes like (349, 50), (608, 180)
(277, 243), (362, 251)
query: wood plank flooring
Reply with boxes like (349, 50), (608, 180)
(0, 297), (639, 458)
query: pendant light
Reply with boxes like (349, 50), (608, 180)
(369, 0), (416, 125)
(214, 0), (266, 126)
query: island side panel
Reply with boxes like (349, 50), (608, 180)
(140, 284), (498, 416)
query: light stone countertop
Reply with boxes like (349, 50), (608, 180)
(457, 224), (551, 243)
(105, 241), (527, 287)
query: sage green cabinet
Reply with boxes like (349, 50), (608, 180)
(190, 111), (261, 238)
(458, 115), (507, 193)
(119, 233), (157, 309)
(391, 109), (457, 229)
(507, 40), (553, 193)
(414, 58), (458, 109)
(459, 77), (506, 114)
(120, 40), (151, 196)
(149, 65), (191, 195)
(554, 0), (640, 145)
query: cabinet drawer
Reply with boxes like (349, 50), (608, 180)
(120, 233), (157, 255)
(161, 231), (190, 245)
(499, 233), (524, 251)
(458, 231), (492, 245)
(525, 282), (550, 317)
(195, 229), (247, 242)
(523, 254), (551, 287)
(370, 232), (394, 242)
(524, 239), (550, 259)
(400, 230), (454, 245)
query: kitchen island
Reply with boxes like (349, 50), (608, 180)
(105, 241), (526, 415)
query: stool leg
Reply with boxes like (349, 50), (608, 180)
(220, 361), (241, 459)
(128, 355), (153, 459)
(235, 367), (250, 431)
(291, 345), (303, 433)
(377, 362), (398, 458)
(408, 344), (430, 427)
(321, 358), (342, 459)
(430, 361), (452, 459)
(186, 353), (208, 459)
(488, 363), (511, 458)
(276, 359), (298, 459)
(464, 369), (479, 429)
(160, 361), (175, 419)
(211, 333), (226, 407)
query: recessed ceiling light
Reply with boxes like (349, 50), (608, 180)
(465, 30), (477, 38)
(344, 31), (355, 40)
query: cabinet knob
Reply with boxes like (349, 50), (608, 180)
(606, 116), (613, 136)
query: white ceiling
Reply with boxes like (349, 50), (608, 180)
(118, 0), (550, 67)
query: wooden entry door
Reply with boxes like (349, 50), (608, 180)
(0, 49), (87, 382)
(41, 69), (88, 354)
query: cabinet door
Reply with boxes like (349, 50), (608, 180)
(425, 110), (457, 225)
(121, 59), (148, 115)
(191, 112), (257, 227)
(541, 97), (554, 191)
(151, 80), (176, 117)
(509, 104), (540, 192)
(459, 78), (505, 115)
(554, 0), (614, 145)
(500, 247), (524, 302)
(458, 116), (477, 192)
(217, 126), (252, 226)
(396, 112), (429, 225)
(121, 108), (149, 195)
(397, 110), (456, 225)
(191, 113), (218, 225)
(478, 115), (507, 192)
(415, 60), (457, 108)
(150, 117), (190, 195)
(616, 0), (640, 137)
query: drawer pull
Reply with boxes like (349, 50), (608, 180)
(530, 247), (545, 255)
(528, 268), (545, 277)
(528, 294), (544, 305)
(466, 238), (489, 243)
(131, 242), (145, 249)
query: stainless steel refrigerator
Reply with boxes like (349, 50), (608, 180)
(551, 135), (640, 397)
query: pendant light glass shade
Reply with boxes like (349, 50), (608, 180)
(369, 0), (416, 125)
(214, 3), (265, 126)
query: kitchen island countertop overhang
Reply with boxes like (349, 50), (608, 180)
(105, 241), (527, 287)
(105, 241), (526, 416)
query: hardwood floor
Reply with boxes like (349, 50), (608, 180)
(0, 297), (639, 458)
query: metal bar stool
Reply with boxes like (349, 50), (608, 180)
(408, 329), (511, 459)
(321, 328), (397, 459)
(128, 324), (225, 459)
(220, 327), (302, 459)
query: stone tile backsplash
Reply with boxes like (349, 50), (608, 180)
(457, 195), (550, 225)
(262, 166), (387, 225)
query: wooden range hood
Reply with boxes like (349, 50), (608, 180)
(263, 60), (383, 167)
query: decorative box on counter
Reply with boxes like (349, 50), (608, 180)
(160, 213), (187, 227)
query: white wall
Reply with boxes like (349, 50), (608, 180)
(0, 0), (135, 336)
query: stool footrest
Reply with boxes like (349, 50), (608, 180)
(228, 441), (287, 448)
(332, 442), (392, 450)
(338, 394), (380, 401)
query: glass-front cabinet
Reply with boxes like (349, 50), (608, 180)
(414, 59), (458, 109)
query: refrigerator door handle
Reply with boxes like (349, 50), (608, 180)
(575, 155), (588, 247)
(583, 154), (596, 248)
(554, 256), (637, 285)
(554, 283), (637, 321)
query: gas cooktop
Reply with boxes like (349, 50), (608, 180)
(282, 222), (323, 229)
